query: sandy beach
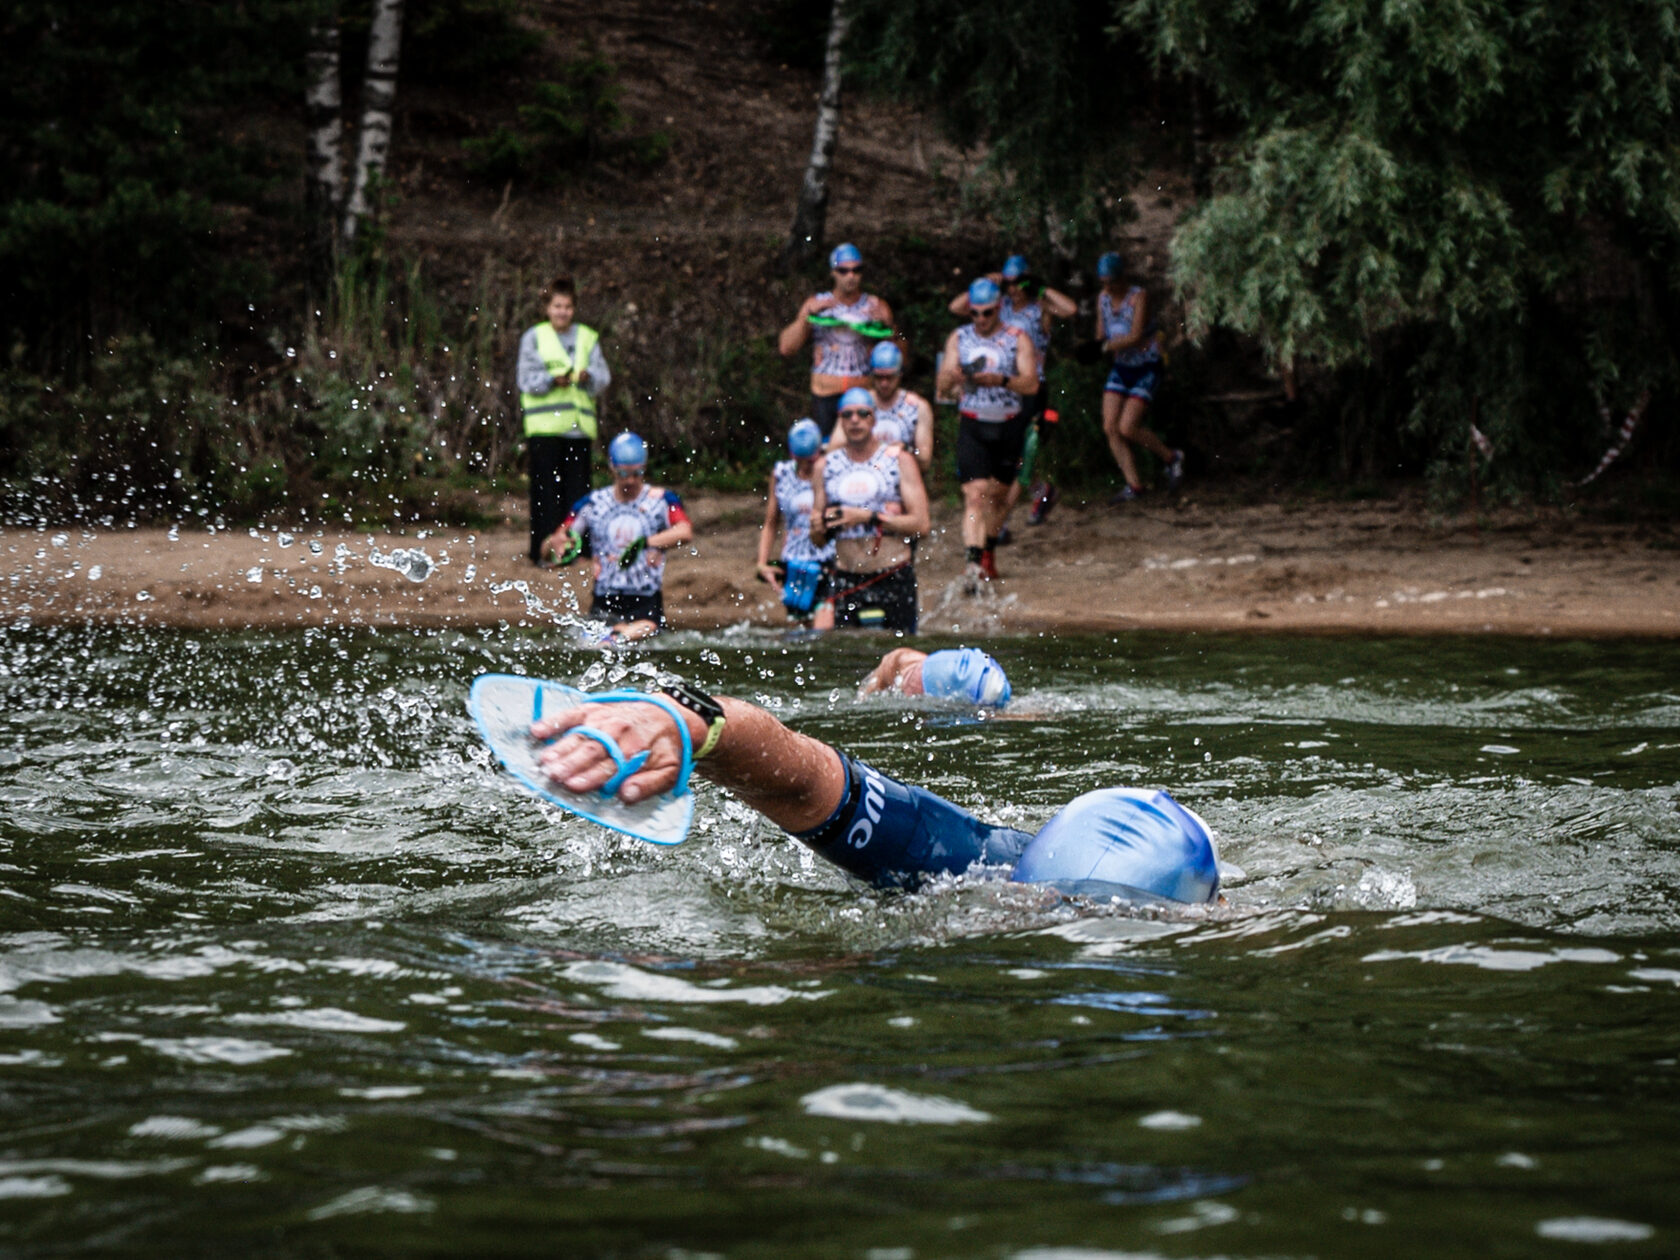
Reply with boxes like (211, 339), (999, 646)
(3, 490), (1676, 638)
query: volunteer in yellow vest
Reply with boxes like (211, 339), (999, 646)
(518, 275), (612, 564)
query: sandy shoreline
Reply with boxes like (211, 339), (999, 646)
(3, 491), (1677, 638)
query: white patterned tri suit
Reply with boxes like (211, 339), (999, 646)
(563, 484), (690, 628)
(1002, 295), (1049, 421)
(772, 458), (836, 613)
(1100, 287), (1162, 401)
(823, 444), (916, 634)
(809, 292), (878, 430)
(871, 388), (921, 450)
(953, 321), (1031, 486)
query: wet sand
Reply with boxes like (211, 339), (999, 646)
(3, 491), (1677, 638)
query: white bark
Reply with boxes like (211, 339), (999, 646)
(782, 0), (849, 269)
(305, 14), (344, 245)
(342, 0), (405, 245)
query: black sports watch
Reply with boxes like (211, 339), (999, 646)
(656, 679), (727, 759)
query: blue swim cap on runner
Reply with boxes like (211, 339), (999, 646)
(919, 648), (1011, 708)
(608, 432), (647, 468)
(1096, 252), (1124, 279)
(968, 277), (1001, 307)
(830, 242), (863, 268)
(838, 386), (875, 414)
(870, 342), (904, 372)
(787, 418), (823, 458)
(1001, 255), (1029, 280)
(1011, 788), (1219, 903)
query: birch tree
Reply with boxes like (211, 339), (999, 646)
(341, 0), (405, 246)
(780, 0), (849, 272)
(304, 8), (344, 274)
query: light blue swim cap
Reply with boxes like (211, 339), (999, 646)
(919, 647), (1011, 708)
(608, 432), (646, 468)
(830, 242), (863, 268)
(1001, 254), (1029, 280)
(870, 341), (904, 372)
(968, 277), (1001, 307)
(1096, 251), (1124, 279)
(838, 386), (875, 414)
(787, 418), (823, 458)
(1011, 788), (1219, 903)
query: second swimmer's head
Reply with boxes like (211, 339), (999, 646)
(787, 418), (823, 459)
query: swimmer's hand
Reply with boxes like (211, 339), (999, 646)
(544, 532), (584, 567)
(616, 536), (648, 569)
(532, 700), (700, 804)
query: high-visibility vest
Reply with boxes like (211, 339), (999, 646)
(521, 322), (600, 438)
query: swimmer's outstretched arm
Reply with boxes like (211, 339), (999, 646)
(860, 647), (924, 695)
(533, 696), (844, 834)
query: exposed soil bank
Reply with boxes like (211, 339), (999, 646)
(4, 491), (1677, 638)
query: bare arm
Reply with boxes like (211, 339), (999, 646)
(778, 294), (827, 358)
(1007, 329), (1038, 395)
(934, 328), (965, 399)
(880, 451), (931, 540)
(861, 647), (924, 694)
(910, 394), (935, 473)
(807, 455), (832, 546)
(648, 518), (693, 549)
(756, 473), (782, 580)
(533, 695), (846, 833)
(1040, 286), (1078, 320)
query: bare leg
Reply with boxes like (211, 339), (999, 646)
(1119, 395), (1174, 462)
(1102, 390), (1143, 490)
(961, 479), (996, 549)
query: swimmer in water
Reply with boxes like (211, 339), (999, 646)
(531, 683), (1220, 903)
(860, 646), (1011, 708)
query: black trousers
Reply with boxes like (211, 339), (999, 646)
(528, 435), (593, 562)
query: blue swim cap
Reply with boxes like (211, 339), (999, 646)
(968, 277), (1001, 307)
(838, 386), (875, 414)
(1096, 251), (1124, 279)
(920, 648), (1011, 707)
(1011, 788), (1219, 903)
(830, 242), (863, 268)
(870, 342), (904, 373)
(608, 432), (646, 468)
(787, 418), (822, 458)
(1001, 254), (1029, 280)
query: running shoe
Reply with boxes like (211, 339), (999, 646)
(1165, 449), (1186, 492)
(1108, 485), (1141, 506)
(1028, 481), (1058, 525)
(963, 561), (984, 595)
(979, 548), (1000, 581)
(993, 525), (1013, 547)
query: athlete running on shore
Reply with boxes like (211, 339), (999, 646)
(756, 419), (837, 630)
(809, 387), (931, 633)
(528, 682), (1220, 902)
(543, 432), (693, 643)
(1097, 252), (1182, 504)
(936, 278), (1038, 589)
(860, 646), (1011, 707)
(826, 342), (934, 474)
(778, 243), (899, 433)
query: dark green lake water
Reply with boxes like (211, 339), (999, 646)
(1, 624), (1676, 1257)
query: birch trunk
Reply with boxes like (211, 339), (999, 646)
(341, 0), (405, 246)
(779, 0), (849, 273)
(304, 10), (344, 275)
